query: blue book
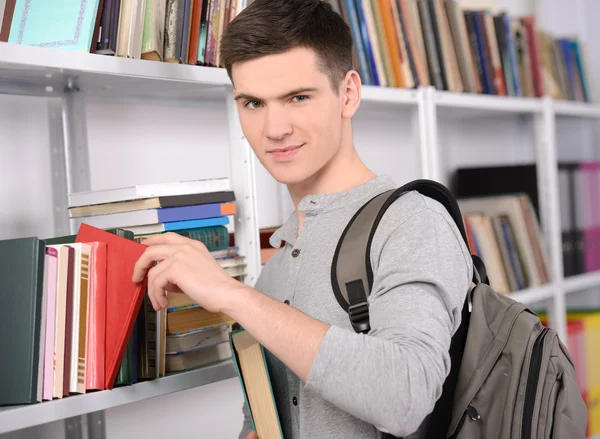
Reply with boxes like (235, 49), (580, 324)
(9, 0), (100, 52)
(162, 216), (229, 231)
(158, 202), (235, 223)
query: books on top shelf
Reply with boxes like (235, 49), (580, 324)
(0, 0), (595, 103)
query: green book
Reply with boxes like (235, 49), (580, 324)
(0, 237), (46, 405)
(229, 327), (283, 439)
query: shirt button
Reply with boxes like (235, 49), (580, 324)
(291, 248), (300, 257)
(292, 396), (298, 406)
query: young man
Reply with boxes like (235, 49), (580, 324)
(132, 1), (473, 438)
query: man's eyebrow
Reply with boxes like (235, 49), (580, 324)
(234, 87), (319, 102)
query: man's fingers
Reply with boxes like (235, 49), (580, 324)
(141, 232), (189, 246)
(146, 260), (172, 311)
(132, 244), (181, 283)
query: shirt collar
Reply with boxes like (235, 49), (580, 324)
(269, 175), (396, 248)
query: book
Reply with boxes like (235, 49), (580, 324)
(230, 328), (283, 439)
(67, 177), (230, 207)
(0, 237), (46, 405)
(7, 0), (101, 52)
(75, 223), (149, 389)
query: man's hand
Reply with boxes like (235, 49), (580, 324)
(133, 233), (328, 384)
(245, 432), (258, 439)
(131, 232), (246, 312)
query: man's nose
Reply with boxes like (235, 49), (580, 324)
(264, 107), (293, 140)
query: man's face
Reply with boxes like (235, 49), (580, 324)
(231, 47), (348, 185)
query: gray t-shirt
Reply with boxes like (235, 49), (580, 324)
(238, 175), (473, 439)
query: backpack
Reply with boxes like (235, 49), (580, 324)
(330, 179), (588, 439)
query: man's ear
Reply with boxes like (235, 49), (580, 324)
(341, 70), (362, 119)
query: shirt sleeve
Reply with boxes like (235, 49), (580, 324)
(238, 401), (254, 439)
(305, 203), (473, 437)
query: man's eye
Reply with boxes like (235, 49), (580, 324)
(292, 95), (308, 102)
(245, 100), (261, 109)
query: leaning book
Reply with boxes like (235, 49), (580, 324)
(229, 327), (283, 439)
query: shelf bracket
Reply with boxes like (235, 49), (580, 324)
(534, 97), (567, 341)
(420, 86), (442, 182)
(63, 411), (106, 439)
(48, 99), (71, 237)
(61, 77), (92, 234)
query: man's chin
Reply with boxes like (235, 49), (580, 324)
(268, 167), (310, 186)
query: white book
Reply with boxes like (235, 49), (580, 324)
(68, 178), (230, 207)
(68, 243), (91, 395)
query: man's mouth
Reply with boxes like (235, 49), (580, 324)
(268, 144), (304, 154)
(268, 144), (304, 161)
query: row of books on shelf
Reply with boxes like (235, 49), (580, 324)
(334, 0), (594, 101)
(0, 1), (594, 104)
(0, 0), (243, 67)
(454, 162), (600, 291)
(0, 177), (248, 405)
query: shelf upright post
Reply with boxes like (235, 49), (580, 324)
(422, 86), (442, 182)
(61, 77), (92, 235)
(534, 96), (567, 341)
(225, 87), (262, 287)
(48, 98), (71, 237)
(413, 86), (430, 180)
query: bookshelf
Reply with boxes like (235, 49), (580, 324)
(1, 39), (599, 439)
(0, 361), (236, 435)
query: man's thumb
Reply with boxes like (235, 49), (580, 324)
(246, 432), (258, 439)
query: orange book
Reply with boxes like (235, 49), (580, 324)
(187, 0), (204, 65)
(76, 224), (148, 389)
(377, 0), (405, 88)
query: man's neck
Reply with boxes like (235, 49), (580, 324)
(289, 149), (375, 205)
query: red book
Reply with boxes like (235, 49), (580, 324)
(76, 224), (148, 389)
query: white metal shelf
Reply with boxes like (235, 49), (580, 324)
(564, 271), (600, 294)
(433, 90), (543, 114)
(554, 100), (600, 118)
(507, 283), (555, 305)
(0, 41), (230, 102)
(360, 85), (419, 107)
(2, 41), (599, 116)
(0, 361), (236, 434)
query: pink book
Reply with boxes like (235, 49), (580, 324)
(581, 162), (600, 272)
(85, 241), (107, 390)
(42, 247), (58, 401)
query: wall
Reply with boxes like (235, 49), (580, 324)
(1, 0), (597, 437)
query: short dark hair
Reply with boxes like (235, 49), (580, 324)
(220, 0), (354, 92)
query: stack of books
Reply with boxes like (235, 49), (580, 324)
(68, 178), (244, 376)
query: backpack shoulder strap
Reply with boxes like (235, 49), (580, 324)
(331, 179), (484, 333)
